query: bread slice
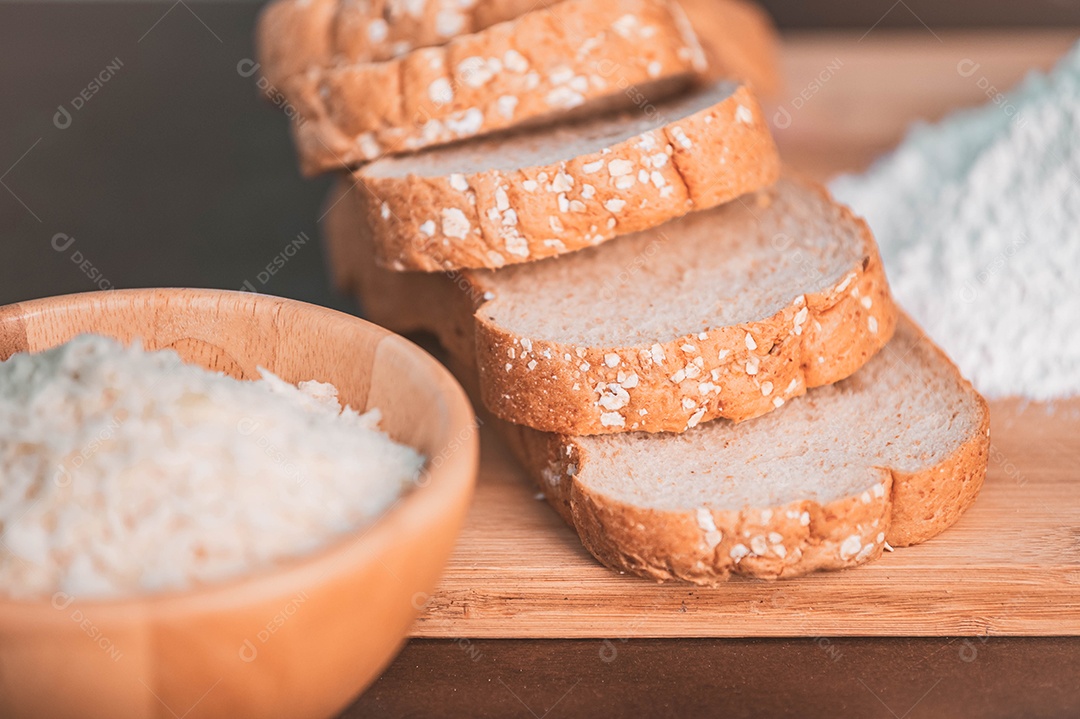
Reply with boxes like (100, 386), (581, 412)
(255, 0), (781, 115)
(322, 194), (989, 583)
(352, 82), (778, 271)
(503, 315), (990, 583)
(277, 0), (714, 174)
(256, 0), (544, 78)
(324, 174), (898, 435)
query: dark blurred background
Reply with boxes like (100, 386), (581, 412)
(761, 0), (1080, 28)
(1, 1), (1079, 310)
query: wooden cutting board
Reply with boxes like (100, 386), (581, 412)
(410, 31), (1080, 639)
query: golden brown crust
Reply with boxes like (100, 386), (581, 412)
(568, 457), (892, 583)
(498, 317), (989, 585)
(325, 174), (898, 435)
(498, 404), (891, 584)
(322, 179), (485, 361)
(258, 0), (548, 82)
(256, 0), (782, 103)
(885, 336), (992, 547)
(325, 190), (989, 584)
(282, 0), (706, 174)
(496, 420), (828, 583)
(437, 321), (986, 585)
(256, 0), (783, 175)
(471, 188), (896, 435)
(355, 84), (779, 271)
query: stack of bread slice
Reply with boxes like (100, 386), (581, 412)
(257, 0), (781, 173)
(258, 0), (991, 583)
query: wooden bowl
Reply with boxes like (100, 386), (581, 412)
(0, 289), (479, 719)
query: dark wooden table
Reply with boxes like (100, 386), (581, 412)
(2, 4), (1078, 717)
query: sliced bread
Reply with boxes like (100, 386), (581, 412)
(279, 0), (712, 174)
(324, 174), (898, 435)
(255, 0), (781, 111)
(502, 315), (991, 583)
(256, 0), (544, 79)
(258, 0), (786, 154)
(322, 193), (989, 582)
(352, 82), (779, 271)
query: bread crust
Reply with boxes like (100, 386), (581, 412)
(257, 0), (781, 94)
(255, 0), (782, 175)
(257, 0), (552, 86)
(469, 181), (896, 434)
(325, 175), (899, 435)
(445, 310), (988, 584)
(498, 316), (990, 584)
(323, 187), (989, 583)
(355, 83), (779, 271)
(281, 0), (708, 174)
(883, 355), (991, 549)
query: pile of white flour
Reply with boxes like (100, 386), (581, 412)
(0, 335), (425, 599)
(832, 42), (1080, 400)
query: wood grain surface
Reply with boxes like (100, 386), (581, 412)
(408, 30), (1080, 640)
(410, 398), (1080, 638)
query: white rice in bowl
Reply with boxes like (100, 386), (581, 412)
(0, 335), (426, 600)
